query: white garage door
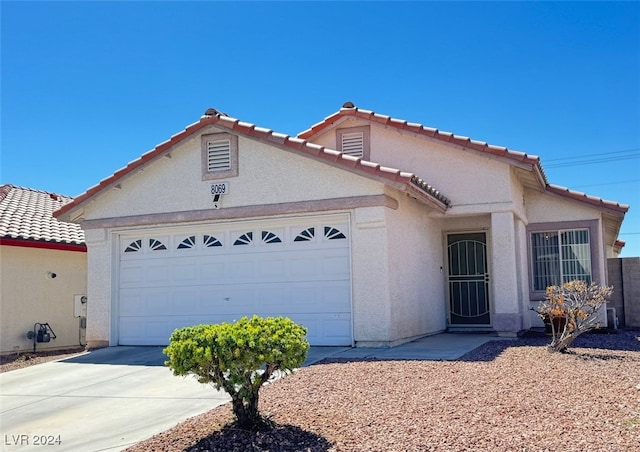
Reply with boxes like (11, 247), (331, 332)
(117, 215), (352, 346)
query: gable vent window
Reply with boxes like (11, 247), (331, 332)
(337, 126), (370, 160)
(201, 132), (238, 180)
(341, 132), (364, 157)
(207, 139), (231, 171)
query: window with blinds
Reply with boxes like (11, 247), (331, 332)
(207, 139), (231, 171)
(531, 229), (591, 291)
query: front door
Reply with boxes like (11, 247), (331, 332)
(447, 233), (491, 326)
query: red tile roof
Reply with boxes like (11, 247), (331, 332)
(55, 111), (451, 219)
(53, 105), (628, 221)
(546, 184), (629, 214)
(298, 104), (544, 168)
(298, 103), (629, 215)
(1, 185), (86, 249)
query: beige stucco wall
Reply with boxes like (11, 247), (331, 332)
(526, 189), (602, 223)
(385, 190), (447, 343)
(81, 127), (384, 222)
(313, 117), (517, 215)
(72, 118), (620, 346)
(76, 130), (403, 348)
(0, 246), (87, 354)
(350, 205), (392, 345)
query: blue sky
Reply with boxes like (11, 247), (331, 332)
(2, 1), (639, 256)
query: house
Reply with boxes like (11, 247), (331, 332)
(0, 185), (87, 354)
(54, 103), (628, 349)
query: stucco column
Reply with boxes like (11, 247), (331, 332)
(514, 218), (532, 330)
(351, 207), (391, 346)
(84, 228), (112, 349)
(490, 211), (522, 335)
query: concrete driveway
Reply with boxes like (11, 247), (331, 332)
(0, 346), (229, 451)
(0, 334), (507, 451)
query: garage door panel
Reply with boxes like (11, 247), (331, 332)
(257, 258), (286, 279)
(118, 217), (352, 346)
(200, 262), (225, 281)
(119, 264), (145, 286)
(146, 264), (170, 283)
(120, 317), (173, 346)
(322, 255), (350, 277)
(227, 259), (256, 281)
(288, 314), (351, 346)
(174, 263), (198, 282)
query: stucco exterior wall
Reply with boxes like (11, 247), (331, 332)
(350, 206), (392, 345)
(385, 190), (446, 343)
(313, 118), (517, 216)
(0, 246), (87, 354)
(526, 189), (600, 223)
(83, 229), (112, 349)
(490, 212), (523, 334)
(82, 128), (384, 221)
(77, 130), (398, 347)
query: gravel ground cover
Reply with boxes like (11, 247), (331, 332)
(0, 347), (85, 373)
(126, 330), (640, 451)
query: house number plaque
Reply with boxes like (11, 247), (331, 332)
(211, 182), (229, 209)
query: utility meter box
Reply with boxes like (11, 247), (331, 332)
(74, 295), (87, 318)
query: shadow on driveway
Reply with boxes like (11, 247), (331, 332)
(61, 345), (167, 366)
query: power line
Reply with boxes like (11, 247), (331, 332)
(571, 179), (640, 189)
(545, 153), (640, 168)
(544, 147), (640, 163)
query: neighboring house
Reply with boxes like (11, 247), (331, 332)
(0, 185), (87, 354)
(54, 103), (628, 349)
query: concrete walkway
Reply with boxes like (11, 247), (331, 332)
(0, 333), (511, 451)
(304, 332), (513, 364)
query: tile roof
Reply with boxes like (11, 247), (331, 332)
(0, 185), (85, 246)
(298, 103), (545, 171)
(298, 103), (628, 215)
(546, 184), (629, 214)
(55, 110), (451, 219)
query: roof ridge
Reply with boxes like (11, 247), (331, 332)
(297, 104), (547, 180)
(55, 108), (450, 218)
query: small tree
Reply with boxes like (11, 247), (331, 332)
(536, 280), (613, 353)
(164, 315), (309, 429)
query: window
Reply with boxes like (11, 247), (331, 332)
(201, 132), (238, 180)
(530, 229), (591, 291)
(337, 126), (370, 160)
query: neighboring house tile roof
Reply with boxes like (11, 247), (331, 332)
(298, 103), (629, 215)
(0, 185), (86, 249)
(55, 109), (451, 219)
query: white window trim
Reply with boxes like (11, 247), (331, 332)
(201, 132), (238, 180)
(526, 219), (600, 300)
